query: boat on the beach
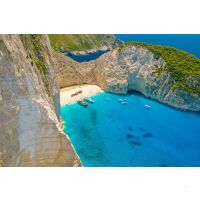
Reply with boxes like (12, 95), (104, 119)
(71, 90), (83, 97)
(84, 97), (94, 104)
(77, 100), (88, 107)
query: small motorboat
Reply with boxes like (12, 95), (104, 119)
(118, 98), (127, 104)
(144, 104), (151, 109)
(84, 97), (94, 104)
(77, 100), (88, 107)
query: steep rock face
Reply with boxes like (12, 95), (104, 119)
(0, 35), (81, 166)
(57, 45), (200, 111)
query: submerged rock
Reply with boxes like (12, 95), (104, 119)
(126, 134), (134, 139)
(130, 141), (142, 146)
(128, 126), (133, 131)
(142, 133), (153, 138)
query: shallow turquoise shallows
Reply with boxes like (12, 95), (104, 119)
(61, 92), (200, 167)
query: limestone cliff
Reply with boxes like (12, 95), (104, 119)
(57, 44), (200, 112)
(0, 35), (81, 166)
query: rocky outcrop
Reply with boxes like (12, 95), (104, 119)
(57, 45), (200, 111)
(48, 34), (123, 54)
(0, 35), (81, 166)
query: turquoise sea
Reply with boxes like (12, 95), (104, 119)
(61, 92), (200, 167)
(62, 34), (200, 166)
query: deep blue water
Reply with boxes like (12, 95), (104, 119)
(61, 92), (200, 167)
(66, 50), (108, 62)
(115, 34), (200, 58)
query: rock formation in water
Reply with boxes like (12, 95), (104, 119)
(57, 42), (200, 111)
(0, 35), (81, 166)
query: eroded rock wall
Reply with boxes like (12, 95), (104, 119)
(56, 45), (200, 111)
(0, 35), (81, 166)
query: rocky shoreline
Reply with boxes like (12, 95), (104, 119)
(67, 46), (110, 55)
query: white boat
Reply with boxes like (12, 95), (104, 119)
(144, 104), (151, 109)
(84, 97), (94, 104)
(105, 98), (111, 101)
(121, 101), (127, 104)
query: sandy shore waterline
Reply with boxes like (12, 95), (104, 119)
(60, 84), (104, 106)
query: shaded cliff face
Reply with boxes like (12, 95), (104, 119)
(0, 35), (81, 166)
(57, 45), (200, 111)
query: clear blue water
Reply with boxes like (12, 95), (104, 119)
(61, 92), (200, 167)
(115, 34), (200, 58)
(66, 50), (108, 62)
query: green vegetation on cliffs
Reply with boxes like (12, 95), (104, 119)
(118, 42), (200, 95)
(48, 34), (121, 52)
(20, 34), (51, 96)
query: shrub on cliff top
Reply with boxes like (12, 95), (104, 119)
(48, 34), (118, 52)
(117, 42), (200, 95)
(20, 34), (51, 97)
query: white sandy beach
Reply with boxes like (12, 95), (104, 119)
(60, 84), (103, 106)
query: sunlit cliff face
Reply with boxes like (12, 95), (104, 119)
(0, 35), (81, 166)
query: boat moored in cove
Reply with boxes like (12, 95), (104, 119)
(105, 98), (111, 101)
(77, 100), (88, 107)
(84, 97), (94, 104)
(144, 104), (151, 109)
